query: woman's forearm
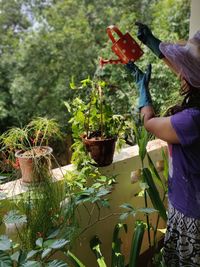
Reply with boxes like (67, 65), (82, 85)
(140, 105), (155, 129)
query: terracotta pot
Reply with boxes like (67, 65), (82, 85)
(82, 135), (117, 167)
(15, 146), (53, 184)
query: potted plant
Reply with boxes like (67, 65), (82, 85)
(65, 78), (129, 167)
(0, 117), (61, 184)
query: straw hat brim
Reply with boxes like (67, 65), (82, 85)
(159, 41), (200, 88)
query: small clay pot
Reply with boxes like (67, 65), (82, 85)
(15, 146), (53, 184)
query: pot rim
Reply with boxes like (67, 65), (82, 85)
(81, 134), (117, 142)
(15, 146), (53, 159)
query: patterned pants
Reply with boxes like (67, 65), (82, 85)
(163, 202), (200, 266)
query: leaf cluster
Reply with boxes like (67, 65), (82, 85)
(0, 117), (61, 154)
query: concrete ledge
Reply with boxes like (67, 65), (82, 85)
(0, 139), (167, 198)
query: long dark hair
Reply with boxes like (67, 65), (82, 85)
(165, 80), (200, 116)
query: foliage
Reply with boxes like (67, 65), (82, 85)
(67, 221), (145, 267)
(0, 117), (61, 165)
(0, 0), (190, 134)
(0, 117), (61, 151)
(119, 122), (168, 265)
(0, 233), (70, 266)
(11, 180), (64, 250)
(0, 158), (116, 265)
(99, 0), (190, 116)
(64, 76), (133, 168)
(66, 77), (130, 140)
(78, 120), (168, 266)
(0, 117), (61, 183)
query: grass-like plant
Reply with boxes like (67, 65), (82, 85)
(0, 117), (61, 182)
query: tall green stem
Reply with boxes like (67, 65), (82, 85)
(86, 86), (93, 138)
(98, 85), (103, 138)
(142, 161), (151, 249)
(144, 189), (151, 248)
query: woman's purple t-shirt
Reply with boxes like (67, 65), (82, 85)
(169, 108), (200, 219)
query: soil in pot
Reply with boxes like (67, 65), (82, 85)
(15, 146), (53, 184)
(82, 132), (117, 167)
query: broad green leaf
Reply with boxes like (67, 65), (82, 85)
(47, 229), (60, 239)
(92, 183), (102, 189)
(96, 188), (110, 197)
(129, 221), (145, 266)
(46, 260), (68, 267)
(0, 251), (12, 267)
(137, 208), (158, 214)
(3, 210), (27, 224)
(22, 261), (41, 267)
(120, 203), (134, 210)
(49, 239), (69, 249)
(26, 250), (39, 260)
(35, 238), (43, 248)
(0, 235), (11, 251)
(43, 239), (55, 248)
(138, 135), (148, 162)
(41, 248), (52, 259)
(11, 251), (20, 261)
(142, 168), (167, 222)
(147, 154), (164, 189)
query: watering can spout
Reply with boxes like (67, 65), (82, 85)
(100, 25), (144, 67)
(99, 57), (122, 67)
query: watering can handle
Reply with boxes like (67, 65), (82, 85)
(107, 25), (124, 43)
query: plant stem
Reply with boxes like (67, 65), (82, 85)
(98, 85), (103, 138)
(153, 191), (167, 247)
(144, 189), (151, 249)
(79, 212), (120, 235)
(85, 84), (93, 138)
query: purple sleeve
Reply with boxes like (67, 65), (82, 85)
(170, 109), (200, 146)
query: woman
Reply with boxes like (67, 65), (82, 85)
(126, 24), (200, 266)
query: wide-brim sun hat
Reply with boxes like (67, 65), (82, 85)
(159, 31), (200, 88)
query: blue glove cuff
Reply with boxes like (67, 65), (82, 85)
(125, 62), (153, 109)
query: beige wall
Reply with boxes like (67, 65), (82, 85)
(190, 0), (200, 37)
(1, 139), (167, 267)
(71, 140), (167, 266)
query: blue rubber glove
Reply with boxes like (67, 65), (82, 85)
(135, 22), (164, 59)
(126, 61), (152, 109)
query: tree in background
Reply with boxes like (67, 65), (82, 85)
(0, 0), (190, 132)
(0, 0), (30, 130)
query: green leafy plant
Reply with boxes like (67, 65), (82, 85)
(124, 122), (168, 265)
(67, 221), (145, 267)
(0, 117), (61, 156)
(0, 117), (61, 183)
(83, 122), (168, 267)
(66, 77), (129, 140)
(65, 77), (132, 167)
(0, 233), (70, 266)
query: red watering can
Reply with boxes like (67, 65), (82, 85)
(100, 25), (144, 67)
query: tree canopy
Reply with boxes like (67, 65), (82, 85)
(0, 0), (190, 131)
